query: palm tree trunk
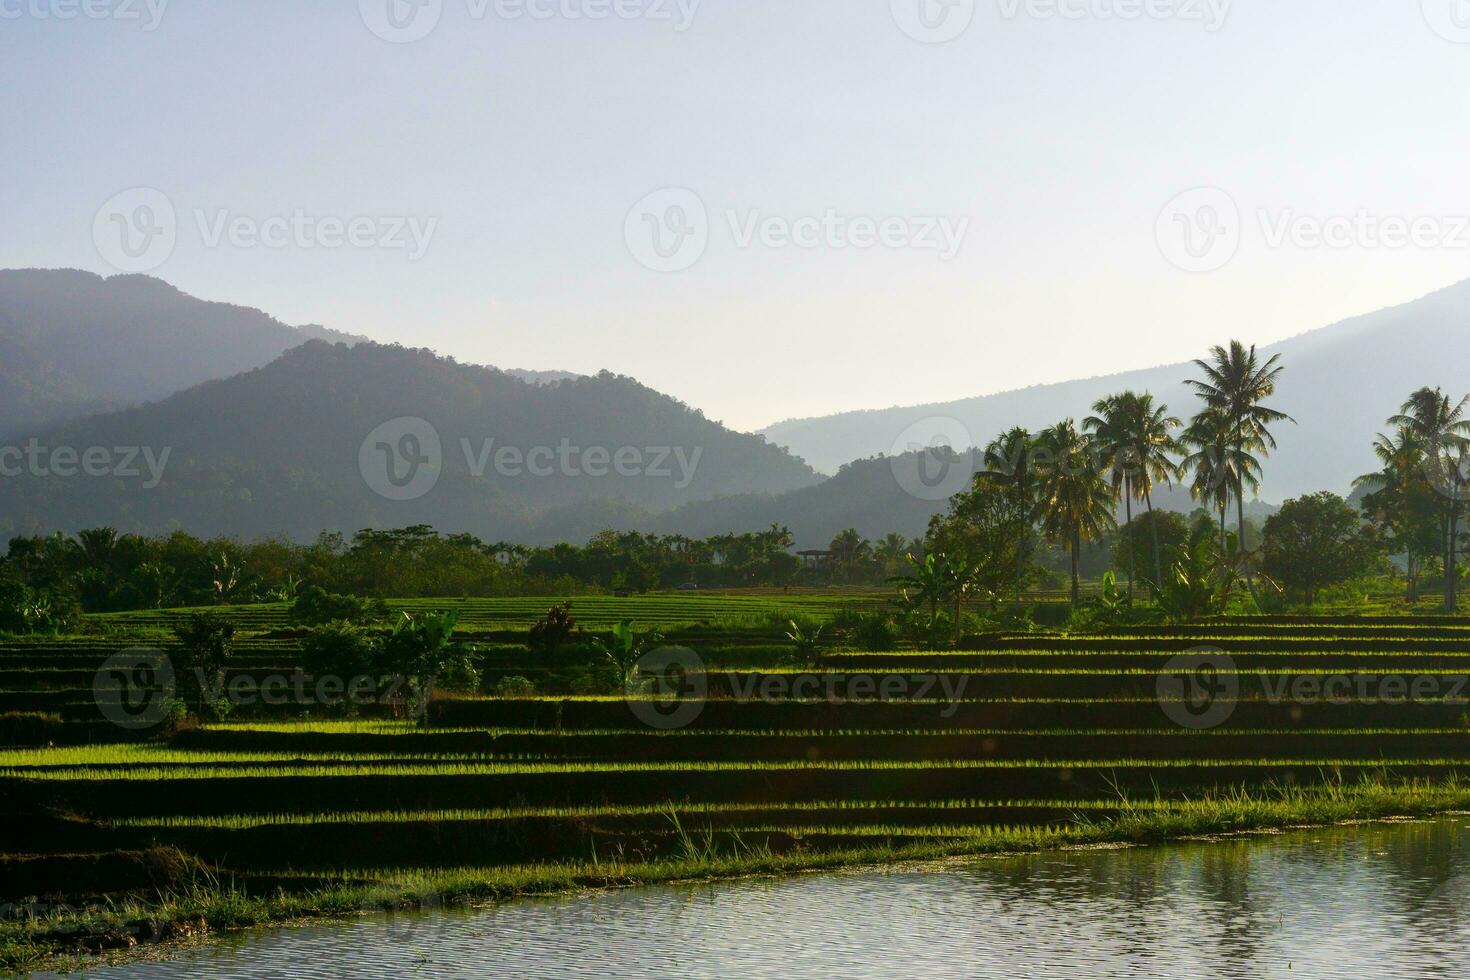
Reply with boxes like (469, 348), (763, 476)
(1070, 527), (1080, 607)
(1143, 484), (1163, 592)
(1123, 479), (1135, 600)
(1449, 507), (1461, 612)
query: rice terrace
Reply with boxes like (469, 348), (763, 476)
(11, 4), (1470, 977)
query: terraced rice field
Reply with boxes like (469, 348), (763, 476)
(7, 610), (1470, 933)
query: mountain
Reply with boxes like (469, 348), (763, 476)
(0, 341), (819, 541)
(0, 269), (367, 436)
(760, 279), (1470, 502)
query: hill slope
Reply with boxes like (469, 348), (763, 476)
(0, 342), (818, 541)
(761, 279), (1470, 501)
(0, 269), (367, 436)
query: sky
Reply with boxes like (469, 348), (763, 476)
(5, 0), (1470, 433)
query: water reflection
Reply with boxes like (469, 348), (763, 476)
(57, 818), (1470, 979)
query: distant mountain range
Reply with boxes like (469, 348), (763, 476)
(0, 270), (576, 437)
(0, 339), (819, 541)
(760, 279), (1470, 503)
(2, 268), (1466, 547)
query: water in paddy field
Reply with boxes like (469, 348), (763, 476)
(53, 818), (1470, 980)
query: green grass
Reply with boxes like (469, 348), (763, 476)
(9, 774), (1470, 972)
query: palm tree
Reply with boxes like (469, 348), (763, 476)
(1355, 426), (1429, 601)
(1181, 406), (1248, 550)
(74, 527), (120, 571)
(1389, 388), (1470, 611)
(981, 427), (1038, 604)
(828, 528), (871, 585)
(1034, 420), (1117, 606)
(1086, 393), (1182, 595)
(1186, 342), (1294, 601)
(1084, 397), (1134, 594)
(874, 532), (910, 575)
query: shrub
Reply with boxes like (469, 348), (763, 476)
(851, 612), (899, 651)
(528, 602), (577, 654)
(0, 711), (63, 746)
(301, 621), (377, 678)
(171, 613), (237, 720)
(493, 675), (538, 698)
(290, 587), (389, 626)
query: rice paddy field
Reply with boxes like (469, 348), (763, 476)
(8, 598), (1470, 969)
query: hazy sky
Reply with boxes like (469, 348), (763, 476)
(5, 0), (1470, 432)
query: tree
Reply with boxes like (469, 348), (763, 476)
(172, 613), (237, 718)
(1355, 426), (1441, 601)
(828, 528), (871, 584)
(874, 533), (910, 575)
(1186, 342), (1294, 603)
(1086, 392), (1181, 594)
(1113, 510), (1189, 582)
(928, 478), (1027, 609)
(1033, 420), (1117, 606)
(888, 552), (946, 627)
(379, 610), (472, 726)
(1388, 388), (1470, 611)
(1261, 493), (1383, 605)
(980, 427), (1039, 603)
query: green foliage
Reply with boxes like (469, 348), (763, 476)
(1263, 492), (1386, 606)
(591, 619), (662, 688)
(171, 613), (238, 720)
(783, 619), (824, 665)
(1153, 528), (1240, 623)
(528, 602), (577, 654)
(300, 621), (377, 679)
(291, 587), (389, 627)
(493, 675), (538, 698)
(850, 611), (899, 651)
(0, 579), (79, 634)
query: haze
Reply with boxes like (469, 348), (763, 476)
(4, 0), (1470, 430)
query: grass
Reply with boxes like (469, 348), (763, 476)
(7, 773), (1470, 972)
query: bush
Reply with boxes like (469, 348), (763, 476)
(569, 664), (620, 695)
(0, 580), (80, 634)
(290, 587), (389, 626)
(301, 620), (377, 678)
(0, 711), (63, 746)
(528, 603), (577, 654)
(493, 675), (538, 698)
(851, 612), (899, 651)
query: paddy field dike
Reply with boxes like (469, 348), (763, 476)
(7, 594), (1470, 967)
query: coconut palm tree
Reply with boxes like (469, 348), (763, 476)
(874, 532), (910, 575)
(1034, 420), (1117, 606)
(1389, 388), (1470, 610)
(1086, 393), (1182, 595)
(981, 427), (1038, 604)
(828, 528), (871, 585)
(1186, 342), (1295, 601)
(1355, 426), (1430, 600)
